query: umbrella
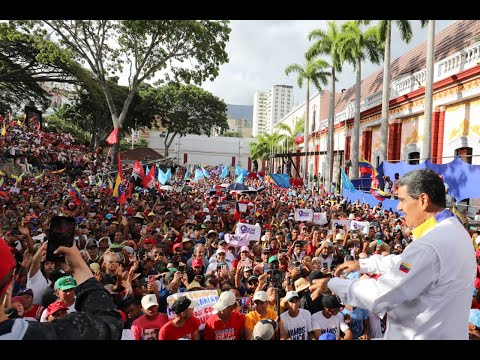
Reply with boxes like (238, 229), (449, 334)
(220, 183), (230, 188)
(227, 183), (249, 191)
(179, 185), (193, 193)
(160, 185), (174, 191)
(239, 189), (257, 194)
(256, 186), (266, 193)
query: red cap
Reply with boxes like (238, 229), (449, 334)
(192, 258), (203, 267)
(144, 238), (157, 246)
(173, 243), (183, 250)
(45, 301), (69, 318)
(10, 296), (25, 306)
(118, 309), (127, 322)
(0, 238), (15, 295)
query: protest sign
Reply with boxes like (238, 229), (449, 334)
(235, 222), (261, 241)
(166, 290), (219, 330)
(294, 208), (313, 222)
(350, 220), (370, 235)
(313, 212), (328, 225)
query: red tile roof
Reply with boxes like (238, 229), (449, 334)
(335, 20), (480, 113)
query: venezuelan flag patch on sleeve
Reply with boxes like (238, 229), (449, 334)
(399, 262), (411, 273)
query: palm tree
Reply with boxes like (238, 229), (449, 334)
(421, 20), (435, 162)
(377, 20), (413, 163)
(285, 57), (330, 183)
(307, 21), (345, 192)
(249, 132), (284, 172)
(275, 116), (305, 152)
(338, 21), (383, 178)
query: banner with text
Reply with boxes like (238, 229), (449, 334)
(235, 222), (261, 241)
(313, 212), (328, 225)
(350, 220), (370, 235)
(331, 219), (352, 234)
(294, 208), (314, 222)
(166, 290), (219, 330)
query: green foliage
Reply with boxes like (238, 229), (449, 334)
(307, 21), (344, 73)
(285, 57), (330, 94)
(137, 82), (228, 155)
(249, 132), (284, 161)
(119, 137), (149, 152)
(275, 116), (305, 150)
(221, 131), (242, 138)
(44, 108), (90, 143)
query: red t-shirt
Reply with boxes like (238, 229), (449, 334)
(158, 316), (200, 340)
(203, 311), (245, 340)
(131, 313), (169, 340)
(23, 304), (44, 321)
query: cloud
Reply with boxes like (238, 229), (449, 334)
(203, 20), (457, 106)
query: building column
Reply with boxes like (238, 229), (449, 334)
(436, 106), (446, 164)
(248, 157), (252, 171)
(314, 143), (319, 176)
(362, 128), (372, 162)
(295, 149), (301, 178)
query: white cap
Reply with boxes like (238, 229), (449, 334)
(212, 291), (236, 312)
(240, 246), (250, 253)
(252, 319), (276, 340)
(284, 291), (300, 303)
(141, 294), (159, 309)
(253, 291), (268, 302)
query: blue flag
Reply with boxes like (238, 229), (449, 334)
(270, 174), (290, 189)
(220, 166), (229, 179)
(194, 168), (204, 181)
(235, 171), (245, 184)
(201, 166), (210, 179)
(184, 168), (190, 180)
(145, 165), (150, 176)
(235, 165), (243, 176)
(166, 168), (172, 180)
(157, 167), (168, 185)
(340, 167), (355, 193)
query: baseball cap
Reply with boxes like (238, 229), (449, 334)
(54, 276), (77, 291)
(173, 243), (183, 250)
(45, 301), (69, 318)
(374, 232), (383, 239)
(284, 291), (300, 303)
(192, 258), (203, 268)
(141, 294), (159, 309)
(216, 249), (226, 255)
(0, 238), (16, 295)
(247, 275), (258, 283)
(252, 319), (276, 340)
(253, 291), (268, 302)
(240, 246), (250, 253)
(18, 288), (34, 297)
(171, 296), (197, 314)
(319, 332), (336, 340)
(212, 291), (236, 312)
(322, 295), (344, 309)
(268, 255), (278, 264)
(85, 238), (98, 248)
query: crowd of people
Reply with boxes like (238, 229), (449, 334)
(0, 120), (479, 340)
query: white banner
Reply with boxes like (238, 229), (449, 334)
(166, 290), (219, 331)
(350, 220), (370, 235)
(331, 219), (352, 234)
(235, 222), (261, 241)
(224, 233), (250, 247)
(313, 212), (328, 225)
(238, 203), (248, 213)
(294, 208), (313, 222)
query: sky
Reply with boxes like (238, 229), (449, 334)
(200, 20), (457, 106)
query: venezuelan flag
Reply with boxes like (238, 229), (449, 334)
(359, 158), (378, 177)
(68, 184), (83, 205)
(113, 153), (126, 204)
(370, 187), (390, 201)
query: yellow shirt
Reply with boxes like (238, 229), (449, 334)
(245, 308), (277, 331)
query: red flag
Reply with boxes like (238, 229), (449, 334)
(132, 160), (145, 179)
(106, 128), (119, 145)
(141, 165), (155, 189)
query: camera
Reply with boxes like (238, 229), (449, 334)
(270, 269), (284, 288)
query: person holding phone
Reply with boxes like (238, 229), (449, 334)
(0, 238), (123, 340)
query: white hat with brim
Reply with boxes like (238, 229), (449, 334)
(212, 291), (236, 312)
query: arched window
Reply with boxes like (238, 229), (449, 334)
(408, 152), (420, 165)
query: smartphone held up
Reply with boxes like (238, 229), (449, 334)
(46, 216), (76, 262)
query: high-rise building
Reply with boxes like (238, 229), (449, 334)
(253, 85), (293, 136)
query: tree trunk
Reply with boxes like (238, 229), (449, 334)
(303, 80), (310, 184)
(422, 20), (435, 163)
(379, 23), (391, 163)
(351, 58), (362, 178)
(326, 67), (336, 192)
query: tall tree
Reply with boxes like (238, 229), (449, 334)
(421, 20), (435, 163)
(338, 21), (383, 178)
(275, 116), (305, 152)
(249, 132), (284, 172)
(285, 57), (330, 183)
(307, 21), (345, 191)
(15, 20), (230, 159)
(376, 20), (413, 163)
(138, 83), (228, 157)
